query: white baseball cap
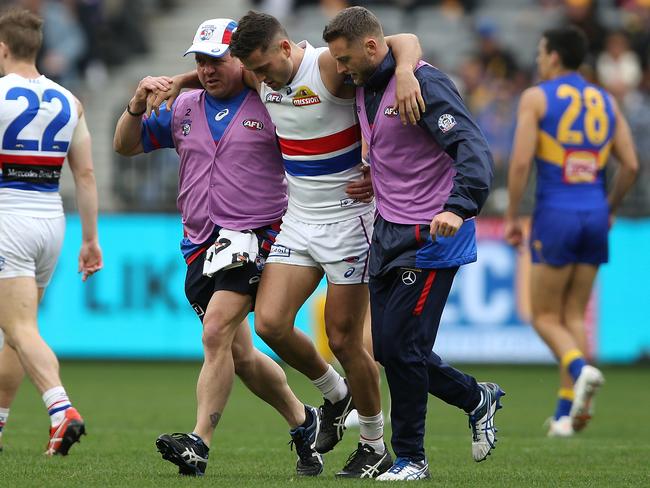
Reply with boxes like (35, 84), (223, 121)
(184, 18), (238, 58)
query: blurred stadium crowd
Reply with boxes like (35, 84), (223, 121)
(0, 0), (177, 90)
(2, 0), (648, 216)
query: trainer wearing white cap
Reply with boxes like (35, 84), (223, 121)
(114, 18), (322, 478)
(184, 18), (237, 58)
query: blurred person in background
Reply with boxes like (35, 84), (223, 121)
(475, 20), (519, 84)
(324, 6), (503, 480)
(18, 0), (86, 90)
(505, 26), (638, 437)
(475, 78), (518, 170)
(596, 30), (642, 103)
(0, 7), (102, 455)
(457, 55), (493, 114)
(561, 0), (608, 63)
(114, 18), (324, 477)
(620, 65), (650, 209)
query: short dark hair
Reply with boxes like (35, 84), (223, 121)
(230, 10), (289, 60)
(0, 8), (43, 61)
(322, 6), (384, 44)
(542, 26), (588, 70)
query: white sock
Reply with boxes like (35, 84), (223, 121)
(359, 411), (384, 453)
(312, 365), (348, 403)
(42, 386), (71, 427)
(469, 390), (484, 415)
(0, 407), (9, 437)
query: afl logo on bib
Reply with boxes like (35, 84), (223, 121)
(438, 113), (456, 133)
(242, 119), (264, 130)
(292, 85), (321, 106)
(384, 106), (399, 117)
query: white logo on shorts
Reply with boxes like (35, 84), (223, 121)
(438, 113), (456, 133)
(269, 244), (290, 258)
(401, 270), (417, 285)
(191, 303), (205, 317)
(249, 276), (260, 285)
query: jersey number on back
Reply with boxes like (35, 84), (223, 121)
(2, 87), (72, 152)
(556, 84), (609, 146)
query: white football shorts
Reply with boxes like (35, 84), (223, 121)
(266, 210), (374, 284)
(0, 212), (65, 288)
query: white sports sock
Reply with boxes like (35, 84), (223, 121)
(359, 411), (384, 453)
(470, 390), (484, 415)
(312, 365), (347, 403)
(42, 386), (71, 427)
(0, 407), (9, 436)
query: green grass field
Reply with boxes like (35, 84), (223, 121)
(0, 362), (648, 487)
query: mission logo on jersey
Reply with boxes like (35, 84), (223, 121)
(292, 85), (321, 106)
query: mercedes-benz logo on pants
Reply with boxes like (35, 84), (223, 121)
(401, 270), (417, 285)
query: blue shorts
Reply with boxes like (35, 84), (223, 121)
(530, 206), (609, 266)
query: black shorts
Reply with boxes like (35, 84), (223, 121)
(184, 223), (278, 320)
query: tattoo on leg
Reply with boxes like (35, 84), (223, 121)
(209, 412), (222, 428)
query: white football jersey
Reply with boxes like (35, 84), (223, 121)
(0, 73), (79, 216)
(259, 42), (373, 224)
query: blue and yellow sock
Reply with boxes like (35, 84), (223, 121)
(554, 388), (574, 420)
(561, 349), (587, 383)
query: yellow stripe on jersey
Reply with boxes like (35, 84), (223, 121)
(598, 141), (612, 169)
(536, 130), (566, 166)
(536, 130), (612, 169)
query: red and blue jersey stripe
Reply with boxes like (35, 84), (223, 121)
(279, 124), (361, 177)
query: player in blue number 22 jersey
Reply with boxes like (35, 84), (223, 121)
(505, 26), (638, 437)
(0, 8), (102, 455)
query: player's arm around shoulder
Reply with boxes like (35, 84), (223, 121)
(385, 33), (425, 125)
(113, 76), (172, 156)
(68, 97), (103, 282)
(318, 49), (354, 98)
(607, 96), (639, 214)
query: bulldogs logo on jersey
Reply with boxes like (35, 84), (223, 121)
(242, 119), (264, 131)
(438, 113), (456, 133)
(384, 106), (399, 117)
(265, 92), (283, 103)
(292, 85), (321, 106)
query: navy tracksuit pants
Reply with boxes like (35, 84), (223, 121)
(370, 266), (481, 461)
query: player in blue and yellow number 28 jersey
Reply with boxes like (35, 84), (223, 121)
(505, 27), (638, 438)
(536, 72), (614, 212)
